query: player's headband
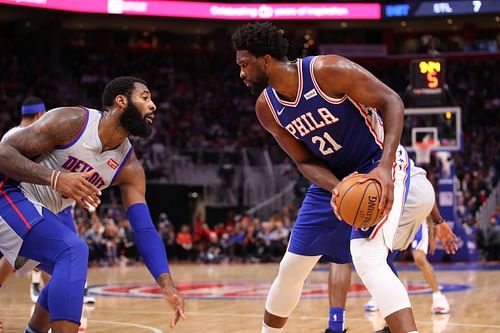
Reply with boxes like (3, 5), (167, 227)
(21, 103), (45, 115)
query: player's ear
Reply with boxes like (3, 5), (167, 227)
(263, 54), (273, 66)
(115, 94), (127, 108)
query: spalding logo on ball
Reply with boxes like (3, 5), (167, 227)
(334, 173), (385, 228)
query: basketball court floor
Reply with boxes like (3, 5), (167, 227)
(0, 262), (499, 333)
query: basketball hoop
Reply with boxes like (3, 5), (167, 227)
(413, 139), (438, 166)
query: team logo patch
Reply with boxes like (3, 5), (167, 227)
(107, 159), (119, 169)
(304, 89), (317, 100)
(88, 280), (471, 300)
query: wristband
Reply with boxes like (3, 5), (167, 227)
(433, 218), (445, 225)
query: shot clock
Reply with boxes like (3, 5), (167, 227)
(411, 59), (445, 95)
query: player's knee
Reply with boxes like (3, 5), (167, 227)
(412, 250), (426, 268)
(276, 262), (302, 286)
(276, 256), (310, 287)
(350, 239), (386, 276)
(60, 236), (89, 279)
(67, 236), (88, 261)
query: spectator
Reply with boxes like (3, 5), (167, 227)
(199, 232), (225, 263)
(176, 224), (195, 261)
(486, 215), (500, 261)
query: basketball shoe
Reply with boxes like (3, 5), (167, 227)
(431, 292), (450, 314)
(364, 298), (379, 312)
(30, 283), (41, 303)
(83, 283), (96, 304)
(374, 326), (391, 333)
(324, 329), (347, 333)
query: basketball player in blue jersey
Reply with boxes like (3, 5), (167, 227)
(232, 22), (456, 333)
(0, 77), (185, 333)
(0, 97), (47, 288)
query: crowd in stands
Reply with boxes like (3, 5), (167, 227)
(73, 203), (296, 266)
(0, 26), (498, 263)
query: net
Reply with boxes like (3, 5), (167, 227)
(413, 139), (438, 166)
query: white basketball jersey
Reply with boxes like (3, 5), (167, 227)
(1, 126), (23, 142)
(21, 107), (133, 213)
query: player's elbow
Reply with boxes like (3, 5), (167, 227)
(386, 93), (404, 114)
(0, 143), (9, 165)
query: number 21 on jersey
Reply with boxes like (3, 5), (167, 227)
(312, 131), (342, 155)
(312, 107), (342, 156)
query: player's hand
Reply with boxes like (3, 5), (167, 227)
(435, 222), (458, 255)
(359, 166), (394, 218)
(164, 289), (186, 328)
(330, 172), (358, 220)
(55, 170), (101, 209)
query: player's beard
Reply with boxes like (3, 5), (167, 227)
(120, 99), (153, 138)
(249, 69), (269, 95)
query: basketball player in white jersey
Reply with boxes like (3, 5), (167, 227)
(0, 77), (185, 333)
(232, 22), (457, 333)
(0, 99), (96, 307)
(0, 96), (53, 304)
(0, 96), (46, 332)
(0, 97), (47, 288)
(364, 205), (451, 318)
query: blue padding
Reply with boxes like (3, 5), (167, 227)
(126, 203), (170, 278)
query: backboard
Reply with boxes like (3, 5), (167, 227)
(402, 107), (462, 152)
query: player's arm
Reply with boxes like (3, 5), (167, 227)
(314, 55), (405, 216)
(0, 107), (100, 208)
(426, 218), (437, 255)
(255, 94), (340, 192)
(429, 204), (457, 254)
(115, 153), (186, 328)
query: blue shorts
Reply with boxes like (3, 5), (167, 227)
(288, 184), (352, 263)
(0, 181), (87, 323)
(287, 155), (389, 263)
(57, 205), (77, 233)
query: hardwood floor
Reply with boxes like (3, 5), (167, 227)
(0, 263), (498, 333)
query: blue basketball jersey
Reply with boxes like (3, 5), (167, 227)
(263, 56), (384, 179)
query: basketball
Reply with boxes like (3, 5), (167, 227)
(334, 174), (384, 228)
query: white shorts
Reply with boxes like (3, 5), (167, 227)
(411, 221), (429, 255)
(352, 146), (435, 251)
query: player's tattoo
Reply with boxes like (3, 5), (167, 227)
(0, 107), (86, 185)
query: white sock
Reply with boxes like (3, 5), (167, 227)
(408, 331), (419, 333)
(31, 270), (41, 284)
(262, 322), (282, 333)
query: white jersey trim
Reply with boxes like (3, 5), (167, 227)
(348, 97), (384, 149)
(263, 90), (285, 128)
(309, 56), (348, 104)
(271, 59), (303, 107)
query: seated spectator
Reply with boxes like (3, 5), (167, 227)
(102, 219), (119, 266)
(268, 216), (290, 261)
(158, 213), (176, 260)
(176, 224), (195, 261)
(199, 232), (225, 264)
(117, 218), (138, 264)
(228, 222), (246, 262)
(486, 215), (500, 261)
(85, 221), (106, 265)
(255, 221), (273, 262)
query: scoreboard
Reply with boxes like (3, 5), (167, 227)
(384, 1), (500, 17)
(411, 59), (445, 95)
